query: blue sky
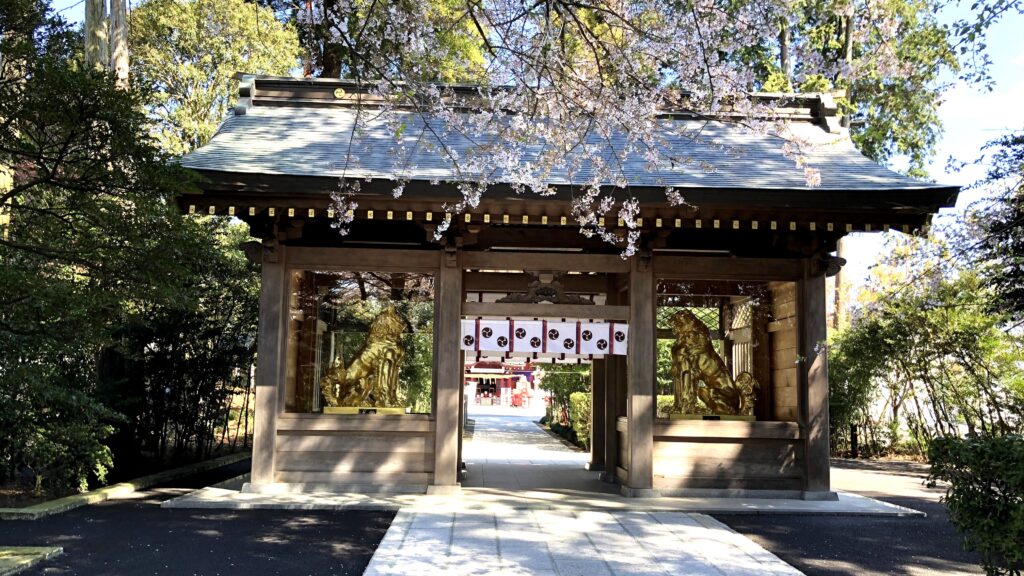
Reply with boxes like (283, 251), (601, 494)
(51, 0), (1024, 288)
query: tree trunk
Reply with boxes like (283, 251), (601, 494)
(833, 237), (846, 329)
(840, 13), (855, 128)
(84, 0), (109, 70)
(778, 18), (792, 87)
(109, 0), (129, 88)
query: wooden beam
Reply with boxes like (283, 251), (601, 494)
(656, 280), (755, 296)
(276, 414), (434, 433)
(653, 420), (800, 440)
(433, 254), (463, 486)
(252, 246), (286, 484)
(464, 272), (608, 293)
(286, 246), (441, 271)
(653, 255), (805, 280)
(461, 251), (630, 273)
(461, 302), (629, 320)
(800, 271), (831, 494)
(625, 255), (656, 495)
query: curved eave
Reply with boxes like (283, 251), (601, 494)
(178, 168), (958, 224)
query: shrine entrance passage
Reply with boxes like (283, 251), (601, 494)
(460, 405), (615, 494)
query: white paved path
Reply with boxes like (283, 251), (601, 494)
(365, 410), (803, 575)
(461, 407), (613, 493)
(365, 508), (803, 576)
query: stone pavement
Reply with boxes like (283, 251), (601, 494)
(462, 407), (613, 494)
(365, 508), (803, 576)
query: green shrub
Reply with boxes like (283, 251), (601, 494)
(929, 435), (1024, 575)
(569, 392), (591, 450)
(548, 421), (576, 443)
(656, 395), (675, 418)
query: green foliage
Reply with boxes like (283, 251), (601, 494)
(929, 435), (1024, 575)
(0, 334), (119, 493)
(538, 365), (590, 426)
(568, 392), (591, 450)
(829, 252), (1024, 457)
(547, 420), (577, 445)
(0, 0), (261, 493)
(1, 0), (193, 492)
(738, 0), (967, 174)
(130, 0), (301, 154)
(104, 220), (260, 461)
(258, 0), (486, 81)
(975, 132), (1024, 322)
(656, 395), (675, 419)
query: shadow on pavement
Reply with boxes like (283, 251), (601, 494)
(0, 458), (395, 576)
(717, 463), (981, 576)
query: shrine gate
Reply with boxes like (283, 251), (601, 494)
(179, 76), (957, 499)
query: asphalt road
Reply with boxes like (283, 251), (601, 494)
(0, 459), (395, 576)
(1, 454), (986, 576)
(715, 459), (983, 576)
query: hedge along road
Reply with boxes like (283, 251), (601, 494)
(715, 458), (983, 576)
(0, 458), (395, 576)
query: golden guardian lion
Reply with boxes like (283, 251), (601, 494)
(321, 306), (408, 408)
(668, 309), (758, 416)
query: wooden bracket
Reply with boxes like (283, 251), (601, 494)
(239, 241), (262, 264)
(815, 254), (846, 277)
(260, 237), (280, 263)
(637, 248), (652, 272)
(444, 243), (458, 267)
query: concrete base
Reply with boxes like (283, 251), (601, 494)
(164, 477), (923, 517)
(585, 462), (606, 472)
(241, 482), (427, 495)
(658, 488), (804, 500)
(619, 486), (662, 498)
(801, 490), (840, 501)
(425, 484), (462, 496)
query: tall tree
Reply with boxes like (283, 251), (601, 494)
(746, 0), (961, 176)
(84, 0), (108, 68)
(109, 0), (128, 87)
(259, 0), (487, 81)
(130, 0), (301, 154)
(830, 248), (1024, 456)
(973, 131), (1024, 321)
(0, 0), (204, 492)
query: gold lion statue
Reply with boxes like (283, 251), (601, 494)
(668, 309), (758, 416)
(321, 306), (408, 408)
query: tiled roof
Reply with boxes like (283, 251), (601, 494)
(181, 93), (946, 193)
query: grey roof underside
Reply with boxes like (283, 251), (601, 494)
(181, 105), (947, 192)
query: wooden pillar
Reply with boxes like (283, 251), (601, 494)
(457, 351), (465, 475)
(601, 278), (622, 482)
(252, 246), (286, 485)
(588, 358), (606, 471)
(432, 250), (462, 489)
(625, 254), (656, 496)
(800, 270), (833, 497)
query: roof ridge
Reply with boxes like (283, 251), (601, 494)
(231, 74), (843, 132)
